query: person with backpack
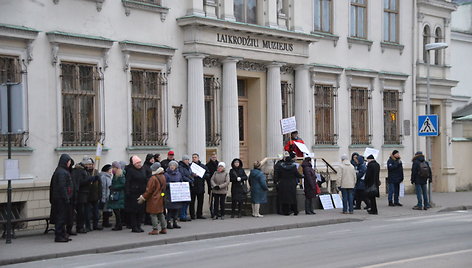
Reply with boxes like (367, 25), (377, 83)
(411, 151), (432, 210)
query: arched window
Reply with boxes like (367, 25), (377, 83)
(434, 27), (442, 65)
(423, 25), (430, 63)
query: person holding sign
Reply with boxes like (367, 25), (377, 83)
(164, 161), (183, 229)
(125, 156), (147, 233)
(210, 162), (230, 220)
(190, 153), (210, 219)
(284, 131), (305, 158)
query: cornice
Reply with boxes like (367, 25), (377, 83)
(119, 40), (176, 56)
(310, 63), (344, 75)
(0, 23), (39, 41)
(379, 71), (409, 81)
(345, 67), (378, 78)
(417, 0), (458, 12)
(46, 31), (114, 49)
(121, 0), (169, 21)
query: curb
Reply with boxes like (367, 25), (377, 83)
(0, 217), (362, 266)
(437, 205), (472, 213)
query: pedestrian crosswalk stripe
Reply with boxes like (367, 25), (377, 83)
(419, 116), (437, 133)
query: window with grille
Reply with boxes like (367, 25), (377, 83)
(205, 75), (220, 147)
(351, 87), (370, 145)
(314, 0), (332, 33)
(350, 0), (367, 38)
(234, 0), (257, 24)
(61, 62), (101, 147)
(383, 90), (401, 144)
(383, 0), (398, 43)
(131, 69), (166, 146)
(0, 55), (21, 84)
(315, 84), (336, 145)
(281, 81), (294, 119)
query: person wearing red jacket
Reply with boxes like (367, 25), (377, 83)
(284, 131), (305, 158)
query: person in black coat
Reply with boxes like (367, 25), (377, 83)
(411, 151), (432, 210)
(49, 154), (73, 242)
(229, 158), (248, 218)
(143, 154), (155, 180)
(278, 157), (303, 215)
(178, 155), (194, 221)
(387, 150), (404, 206)
(73, 157), (94, 233)
(273, 157), (285, 215)
(301, 157), (317, 215)
(190, 153), (210, 219)
(125, 155), (148, 233)
(365, 155), (381, 215)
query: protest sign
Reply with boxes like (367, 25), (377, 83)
(363, 147), (379, 160)
(294, 141), (310, 155)
(280, 116), (297, 135)
(190, 163), (206, 178)
(319, 194), (334, 210)
(332, 194), (343, 209)
(169, 182), (191, 202)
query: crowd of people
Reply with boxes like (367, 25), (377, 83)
(49, 140), (433, 243)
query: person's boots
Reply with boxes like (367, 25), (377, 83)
(102, 212), (112, 228)
(167, 220), (174, 229)
(172, 220), (181, 229)
(251, 204), (255, 217)
(112, 224), (122, 231)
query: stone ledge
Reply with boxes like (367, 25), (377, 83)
(347, 37), (373, 51)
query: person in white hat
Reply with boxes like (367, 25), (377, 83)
(210, 162), (230, 220)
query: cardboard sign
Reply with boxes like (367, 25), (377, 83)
(332, 194), (344, 209)
(190, 163), (206, 178)
(363, 147), (379, 160)
(3, 159), (20, 180)
(95, 143), (103, 160)
(169, 182), (191, 202)
(294, 141), (310, 155)
(319, 194), (334, 210)
(280, 116), (297, 135)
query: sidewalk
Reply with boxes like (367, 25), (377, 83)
(1, 192), (471, 265)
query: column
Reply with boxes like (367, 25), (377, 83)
(188, 0), (205, 16)
(266, 62), (284, 157)
(294, 65), (313, 151)
(186, 54), (206, 161)
(222, 0), (236, 21)
(221, 57), (240, 164)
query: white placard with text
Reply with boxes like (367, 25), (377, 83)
(169, 182), (191, 202)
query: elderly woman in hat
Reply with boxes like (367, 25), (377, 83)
(125, 155), (147, 233)
(210, 162), (230, 220)
(164, 160), (184, 229)
(249, 161), (268, 217)
(108, 161), (126, 230)
(138, 162), (167, 235)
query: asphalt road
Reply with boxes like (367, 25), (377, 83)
(7, 211), (472, 268)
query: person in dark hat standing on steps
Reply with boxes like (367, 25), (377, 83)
(365, 155), (380, 215)
(387, 150), (404, 207)
(284, 131), (305, 158)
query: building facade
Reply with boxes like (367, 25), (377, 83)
(0, 0), (462, 226)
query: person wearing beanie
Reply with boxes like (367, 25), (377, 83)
(387, 150), (404, 207)
(160, 150), (175, 171)
(50, 154), (73, 242)
(278, 155), (304, 216)
(211, 162), (230, 220)
(365, 155), (380, 215)
(350, 152), (368, 210)
(98, 164), (113, 228)
(178, 155), (194, 221)
(108, 161), (126, 231)
(411, 151), (432, 210)
(338, 154), (357, 214)
(284, 131), (305, 158)
(164, 160), (183, 229)
(249, 161), (268, 217)
(125, 155), (147, 233)
(138, 162), (167, 235)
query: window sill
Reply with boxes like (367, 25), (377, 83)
(381, 144), (404, 148)
(126, 145), (171, 152)
(347, 37), (373, 51)
(55, 146), (110, 152)
(0, 147), (34, 154)
(313, 144), (340, 150)
(311, 31), (339, 47)
(348, 144), (371, 149)
(380, 42), (405, 55)
(121, 0), (169, 21)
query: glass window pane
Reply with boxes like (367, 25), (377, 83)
(247, 0), (257, 24)
(79, 65), (94, 92)
(205, 101), (212, 143)
(147, 71), (159, 95)
(61, 64), (75, 92)
(391, 0), (396, 10)
(390, 13), (397, 42)
(62, 95), (76, 136)
(238, 105), (244, 141)
(357, 7), (365, 38)
(322, 0), (331, 32)
(132, 99), (143, 141)
(384, 12), (389, 41)
(384, 0), (389, 9)
(234, 0), (244, 22)
(314, 0), (321, 30)
(350, 6), (356, 36)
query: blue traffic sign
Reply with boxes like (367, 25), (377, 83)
(418, 115), (439, 136)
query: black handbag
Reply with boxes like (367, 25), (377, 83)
(366, 184), (379, 198)
(242, 182), (250, 194)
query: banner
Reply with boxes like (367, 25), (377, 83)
(280, 116), (297, 135)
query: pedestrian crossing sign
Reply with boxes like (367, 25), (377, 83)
(418, 115), (438, 136)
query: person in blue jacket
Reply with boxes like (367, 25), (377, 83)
(249, 161), (268, 217)
(387, 150), (404, 206)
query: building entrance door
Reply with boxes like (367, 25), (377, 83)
(238, 79), (249, 167)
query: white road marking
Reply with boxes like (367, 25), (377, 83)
(360, 248), (472, 268)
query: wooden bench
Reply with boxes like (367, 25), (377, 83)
(0, 206), (54, 239)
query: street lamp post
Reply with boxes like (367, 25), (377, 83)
(424, 42), (448, 207)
